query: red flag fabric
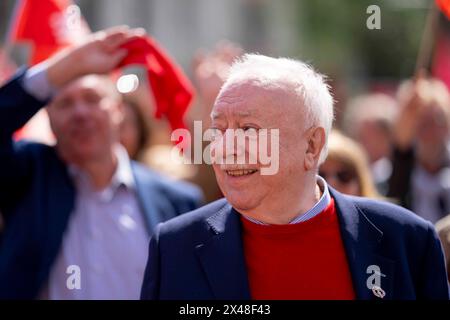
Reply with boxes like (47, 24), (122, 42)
(437, 0), (450, 19)
(433, 32), (450, 90)
(119, 36), (195, 131)
(9, 0), (89, 65)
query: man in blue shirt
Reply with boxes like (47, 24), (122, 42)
(0, 26), (203, 299)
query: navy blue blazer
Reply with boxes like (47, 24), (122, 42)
(0, 70), (203, 299)
(141, 188), (450, 300)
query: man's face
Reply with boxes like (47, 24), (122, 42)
(47, 75), (123, 163)
(417, 104), (450, 147)
(210, 80), (314, 215)
(356, 120), (391, 163)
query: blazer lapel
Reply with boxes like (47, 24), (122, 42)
(42, 151), (76, 284)
(331, 188), (395, 300)
(195, 203), (251, 300)
(131, 163), (168, 235)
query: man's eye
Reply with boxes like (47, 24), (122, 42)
(84, 93), (102, 104)
(53, 99), (72, 109)
(243, 127), (258, 134)
(210, 128), (224, 137)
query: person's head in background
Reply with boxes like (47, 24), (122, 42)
(343, 93), (398, 164)
(397, 78), (450, 171)
(117, 80), (196, 180)
(193, 40), (244, 106)
(319, 130), (381, 198)
(47, 75), (124, 169)
(119, 94), (151, 160)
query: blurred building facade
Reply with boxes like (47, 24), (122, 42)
(1, 0), (301, 69)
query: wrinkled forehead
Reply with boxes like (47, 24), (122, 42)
(212, 79), (301, 119)
(54, 75), (118, 100)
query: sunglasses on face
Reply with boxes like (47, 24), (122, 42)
(319, 169), (356, 184)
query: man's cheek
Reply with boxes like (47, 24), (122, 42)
(212, 165), (221, 177)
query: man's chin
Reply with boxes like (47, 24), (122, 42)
(59, 145), (100, 163)
(224, 193), (260, 212)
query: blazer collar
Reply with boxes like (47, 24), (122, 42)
(131, 163), (168, 235)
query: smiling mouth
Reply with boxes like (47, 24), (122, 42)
(225, 169), (258, 177)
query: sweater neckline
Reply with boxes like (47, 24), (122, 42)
(239, 198), (336, 236)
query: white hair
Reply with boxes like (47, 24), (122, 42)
(219, 53), (334, 164)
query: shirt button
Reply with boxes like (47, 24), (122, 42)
(98, 188), (114, 203)
(119, 213), (136, 230)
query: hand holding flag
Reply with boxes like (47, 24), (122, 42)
(45, 26), (144, 88)
(9, 0), (194, 133)
(36, 27), (194, 133)
(118, 36), (195, 131)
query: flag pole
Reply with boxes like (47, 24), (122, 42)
(415, 1), (440, 77)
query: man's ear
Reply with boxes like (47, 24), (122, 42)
(304, 127), (326, 170)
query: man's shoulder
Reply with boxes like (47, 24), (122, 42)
(157, 198), (229, 236)
(10, 140), (61, 167)
(14, 139), (56, 154)
(342, 194), (432, 233)
(130, 161), (203, 202)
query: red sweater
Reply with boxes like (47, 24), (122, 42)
(240, 198), (355, 300)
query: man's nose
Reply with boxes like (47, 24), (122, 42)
(71, 101), (91, 118)
(224, 129), (245, 157)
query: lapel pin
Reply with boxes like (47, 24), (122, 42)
(366, 265), (387, 299)
(371, 285), (386, 299)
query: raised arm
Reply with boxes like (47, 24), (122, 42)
(0, 26), (143, 207)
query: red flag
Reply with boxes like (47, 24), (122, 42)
(9, 0), (90, 65)
(433, 32), (450, 90)
(436, 0), (450, 19)
(119, 36), (195, 132)
(433, 0), (450, 89)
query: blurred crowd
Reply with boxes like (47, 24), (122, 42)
(1, 26), (450, 298)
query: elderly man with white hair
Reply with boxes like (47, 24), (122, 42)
(140, 54), (449, 300)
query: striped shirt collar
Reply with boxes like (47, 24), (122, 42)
(242, 175), (331, 225)
(68, 144), (135, 193)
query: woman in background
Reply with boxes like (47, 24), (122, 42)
(319, 130), (381, 199)
(120, 95), (151, 161)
